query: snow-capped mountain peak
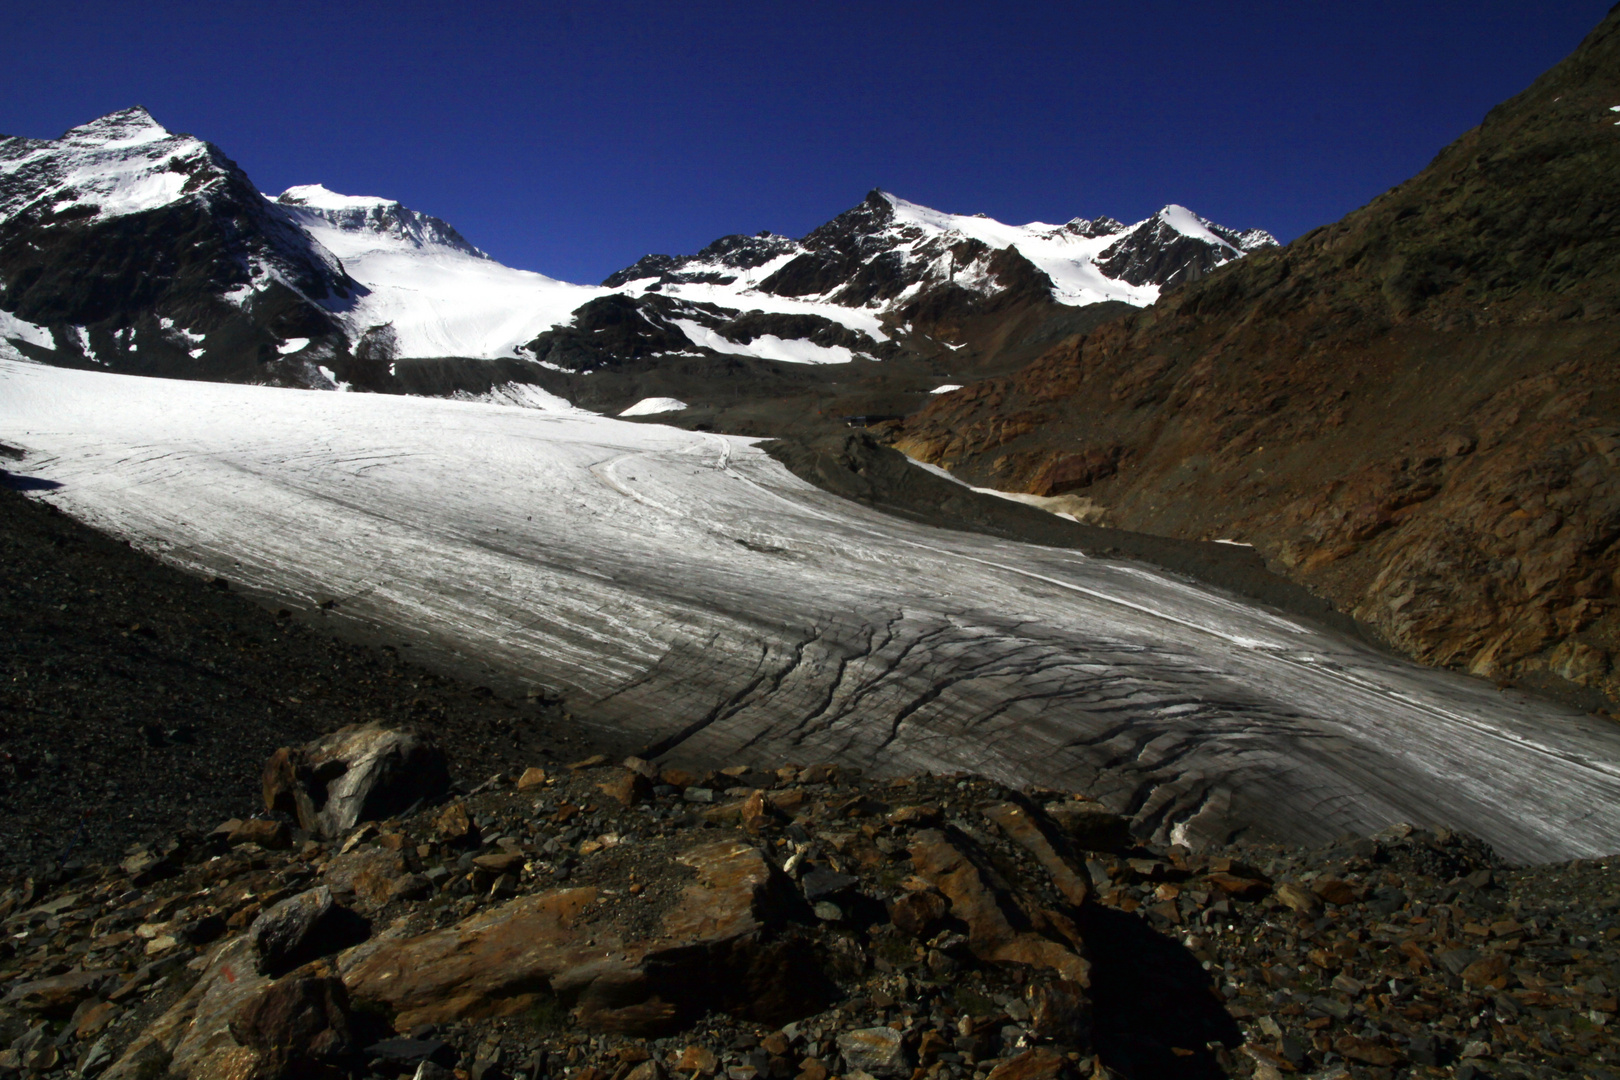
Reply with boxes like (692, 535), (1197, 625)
(0, 105), (222, 226)
(604, 188), (1277, 318)
(276, 184), (489, 259)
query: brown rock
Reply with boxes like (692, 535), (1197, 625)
(2, 969), (114, 1016)
(229, 819), (292, 850)
(1461, 952), (1511, 990)
(342, 887), (608, 1029)
(322, 846), (408, 909)
(795, 1060), (827, 1080)
(767, 789), (807, 817)
(516, 766), (549, 791)
(1334, 1035), (1403, 1066)
(660, 767), (698, 789)
(886, 804), (943, 828)
(908, 829), (1089, 986)
(229, 974), (356, 1079)
(986, 1047), (1068, 1080)
(75, 1000), (121, 1040)
(890, 889), (949, 938)
(673, 1046), (718, 1076)
(101, 937), (271, 1080)
(472, 851), (527, 875)
(1312, 877), (1357, 905)
(1203, 872), (1271, 900)
(983, 803), (1088, 907)
(435, 801), (477, 845)
(568, 754), (610, 769)
(599, 770), (650, 806)
(623, 756), (660, 780)
(797, 763), (837, 784)
(1026, 979), (1089, 1041)
(741, 790), (779, 834)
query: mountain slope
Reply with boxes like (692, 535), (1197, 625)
(891, 6), (1620, 709)
(275, 184), (605, 362)
(0, 111), (1274, 419)
(0, 107), (358, 381)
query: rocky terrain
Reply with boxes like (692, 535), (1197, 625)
(887, 7), (1620, 714)
(2, 724), (1615, 1080)
(0, 482), (626, 881)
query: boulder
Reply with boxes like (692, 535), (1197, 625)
(342, 839), (823, 1036)
(1041, 801), (1133, 853)
(263, 723), (449, 840)
(102, 937), (272, 1080)
(984, 803), (1088, 906)
(229, 974), (358, 1080)
(836, 1027), (908, 1077)
(2, 969), (115, 1016)
(986, 1048), (1069, 1080)
(248, 886), (369, 977)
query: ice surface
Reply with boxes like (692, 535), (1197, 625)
(619, 397), (689, 416)
(672, 320), (857, 364)
(4, 360), (1619, 861)
(280, 191), (602, 360)
(0, 309), (53, 349)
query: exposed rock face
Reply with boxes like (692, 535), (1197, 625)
(340, 838), (820, 1036)
(907, 828), (1090, 987)
(891, 9), (1620, 709)
(0, 107), (356, 382)
(262, 723), (450, 839)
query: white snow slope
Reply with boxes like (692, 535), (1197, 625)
(276, 184), (605, 361)
(277, 185), (1267, 361)
(4, 360), (1619, 862)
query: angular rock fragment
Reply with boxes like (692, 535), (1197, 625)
(908, 829), (1090, 986)
(263, 723), (449, 840)
(249, 885), (369, 977)
(1042, 801), (1133, 853)
(984, 802), (1089, 906)
(229, 974), (359, 1079)
(836, 1027), (908, 1076)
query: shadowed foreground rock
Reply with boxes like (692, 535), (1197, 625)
(6, 747), (1617, 1080)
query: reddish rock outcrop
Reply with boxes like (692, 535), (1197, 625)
(890, 10), (1620, 710)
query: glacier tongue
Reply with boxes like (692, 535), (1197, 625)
(5, 358), (1620, 864)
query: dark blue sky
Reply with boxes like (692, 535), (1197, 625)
(4, 2), (1609, 283)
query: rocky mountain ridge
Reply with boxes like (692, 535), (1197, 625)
(0, 109), (1273, 424)
(888, 5), (1620, 713)
(0, 107), (358, 383)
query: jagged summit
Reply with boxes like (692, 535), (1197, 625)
(56, 104), (171, 146)
(276, 184), (489, 259)
(607, 187), (1277, 312)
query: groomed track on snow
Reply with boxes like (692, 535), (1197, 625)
(4, 360), (1618, 862)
